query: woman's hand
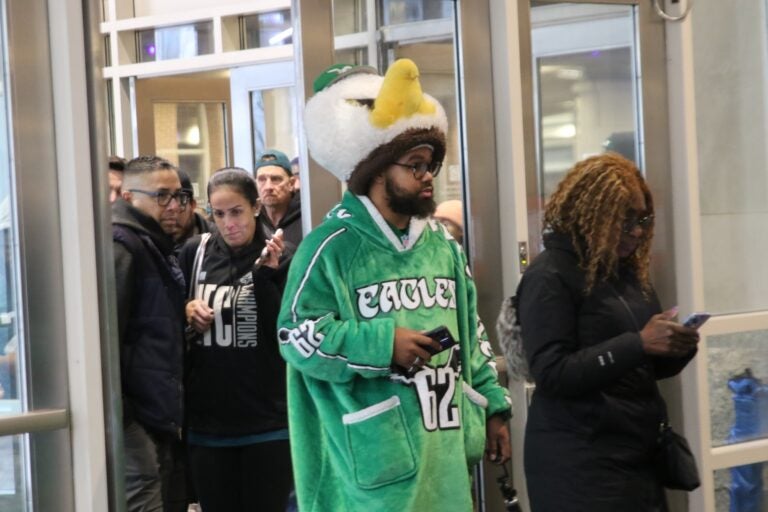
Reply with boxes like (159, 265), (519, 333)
(258, 229), (285, 269)
(640, 308), (699, 357)
(186, 299), (214, 333)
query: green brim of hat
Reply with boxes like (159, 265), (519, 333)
(313, 64), (379, 94)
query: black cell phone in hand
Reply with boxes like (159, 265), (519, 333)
(423, 325), (457, 354)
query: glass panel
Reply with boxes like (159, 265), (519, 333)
(708, 330), (768, 447)
(379, 0), (453, 25)
(0, 435), (28, 512)
(714, 465), (768, 511)
(249, 88), (297, 170)
(0, 20), (21, 412)
(153, 102), (228, 205)
(136, 22), (214, 63)
(531, 4), (639, 202)
(383, 40), (460, 204)
(694, 1), (768, 314)
(241, 10), (292, 49)
(106, 79), (115, 155)
(333, 0), (367, 35)
(104, 35), (111, 67)
(334, 48), (368, 66)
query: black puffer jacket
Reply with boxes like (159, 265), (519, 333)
(112, 199), (186, 436)
(516, 232), (696, 512)
(179, 220), (288, 436)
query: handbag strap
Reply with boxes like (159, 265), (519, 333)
(611, 284), (670, 427)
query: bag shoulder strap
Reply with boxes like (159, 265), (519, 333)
(188, 233), (212, 300)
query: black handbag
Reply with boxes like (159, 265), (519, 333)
(654, 391), (701, 491)
(611, 286), (700, 491)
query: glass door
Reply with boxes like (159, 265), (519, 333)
(528, 1), (642, 252)
(0, 0), (91, 509)
(533, 4), (639, 192)
(229, 61), (298, 174)
(503, 1), (675, 510)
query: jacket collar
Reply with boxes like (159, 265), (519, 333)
(112, 198), (175, 256)
(338, 192), (428, 252)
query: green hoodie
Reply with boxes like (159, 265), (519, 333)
(278, 191), (511, 511)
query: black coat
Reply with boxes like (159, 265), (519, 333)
(112, 199), (186, 436)
(516, 233), (695, 512)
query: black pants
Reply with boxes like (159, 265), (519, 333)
(188, 439), (293, 512)
(124, 421), (188, 512)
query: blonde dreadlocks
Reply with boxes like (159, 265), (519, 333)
(543, 152), (654, 294)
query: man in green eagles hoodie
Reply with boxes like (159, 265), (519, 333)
(278, 60), (512, 512)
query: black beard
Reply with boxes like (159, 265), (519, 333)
(385, 174), (436, 218)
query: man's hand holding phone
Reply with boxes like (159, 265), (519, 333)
(255, 228), (284, 269)
(392, 326), (457, 375)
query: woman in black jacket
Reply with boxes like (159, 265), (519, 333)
(516, 153), (699, 512)
(180, 168), (290, 512)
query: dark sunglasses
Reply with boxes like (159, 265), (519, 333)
(622, 213), (654, 233)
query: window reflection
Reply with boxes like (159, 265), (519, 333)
(0, 435), (27, 512)
(250, 88), (297, 170)
(380, 0), (453, 25)
(153, 102), (227, 205)
(137, 22), (214, 63)
(0, 21), (24, 510)
(535, 46), (637, 199)
(241, 10), (292, 49)
(714, 465), (767, 512)
(333, 0), (367, 35)
(334, 48), (367, 66)
(708, 330), (768, 447)
(0, 40), (19, 411)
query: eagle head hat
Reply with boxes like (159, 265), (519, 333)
(304, 59), (448, 194)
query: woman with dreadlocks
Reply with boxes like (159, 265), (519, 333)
(515, 153), (699, 511)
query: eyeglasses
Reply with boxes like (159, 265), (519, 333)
(129, 189), (190, 207)
(390, 161), (442, 180)
(622, 213), (654, 233)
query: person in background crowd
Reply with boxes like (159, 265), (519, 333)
(180, 168), (291, 512)
(255, 149), (303, 256)
(433, 199), (464, 245)
(112, 156), (189, 512)
(515, 153), (700, 511)
(172, 170), (212, 256)
(278, 59), (511, 512)
(108, 155), (127, 203)
(290, 156), (301, 192)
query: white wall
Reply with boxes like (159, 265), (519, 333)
(693, 0), (768, 313)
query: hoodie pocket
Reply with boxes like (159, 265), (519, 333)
(342, 396), (417, 489)
(461, 382), (488, 466)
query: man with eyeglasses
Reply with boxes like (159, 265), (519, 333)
(112, 155), (189, 512)
(277, 61), (511, 512)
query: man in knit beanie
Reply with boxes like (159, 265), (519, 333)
(277, 59), (511, 512)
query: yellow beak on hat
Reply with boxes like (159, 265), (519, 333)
(370, 58), (436, 128)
